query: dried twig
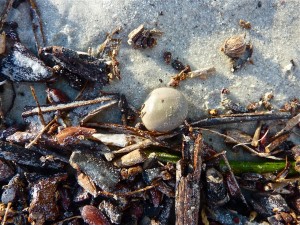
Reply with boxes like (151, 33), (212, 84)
(28, 0), (46, 49)
(22, 95), (118, 116)
(30, 85), (46, 126)
(112, 139), (154, 154)
(191, 112), (291, 127)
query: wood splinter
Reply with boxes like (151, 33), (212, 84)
(175, 131), (203, 225)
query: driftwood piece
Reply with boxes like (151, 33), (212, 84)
(175, 131), (203, 225)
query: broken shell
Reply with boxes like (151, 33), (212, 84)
(222, 34), (246, 58)
(141, 87), (188, 132)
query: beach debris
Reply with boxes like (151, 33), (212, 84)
(81, 205), (111, 225)
(222, 34), (247, 58)
(205, 167), (230, 206)
(128, 24), (162, 49)
(97, 27), (122, 80)
(0, 32), (53, 82)
(171, 59), (186, 71)
(0, 1), (299, 224)
(56, 126), (96, 145)
(291, 145), (300, 172)
(70, 151), (120, 192)
(28, 174), (67, 225)
(221, 90), (248, 113)
(39, 46), (109, 83)
(175, 131), (202, 225)
(99, 200), (122, 224)
(141, 87), (188, 132)
(113, 149), (147, 167)
(221, 34), (253, 72)
(168, 66), (216, 87)
(163, 51), (172, 64)
(283, 59), (296, 74)
(22, 94), (119, 131)
(92, 133), (146, 147)
(239, 19), (252, 29)
(0, 158), (13, 182)
(46, 87), (70, 104)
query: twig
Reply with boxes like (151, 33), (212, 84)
(112, 139), (154, 154)
(191, 112), (291, 127)
(198, 127), (283, 160)
(30, 85), (46, 126)
(22, 95), (118, 116)
(25, 116), (57, 149)
(99, 184), (156, 197)
(28, 0), (46, 49)
(1, 202), (12, 225)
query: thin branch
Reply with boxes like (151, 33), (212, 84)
(191, 112), (291, 127)
(30, 85), (46, 126)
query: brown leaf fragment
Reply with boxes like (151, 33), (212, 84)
(56, 126), (96, 145)
(28, 174), (67, 225)
(81, 205), (111, 225)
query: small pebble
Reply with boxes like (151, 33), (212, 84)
(141, 87), (188, 132)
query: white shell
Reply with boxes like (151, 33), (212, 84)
(141, 87), (188, 132)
